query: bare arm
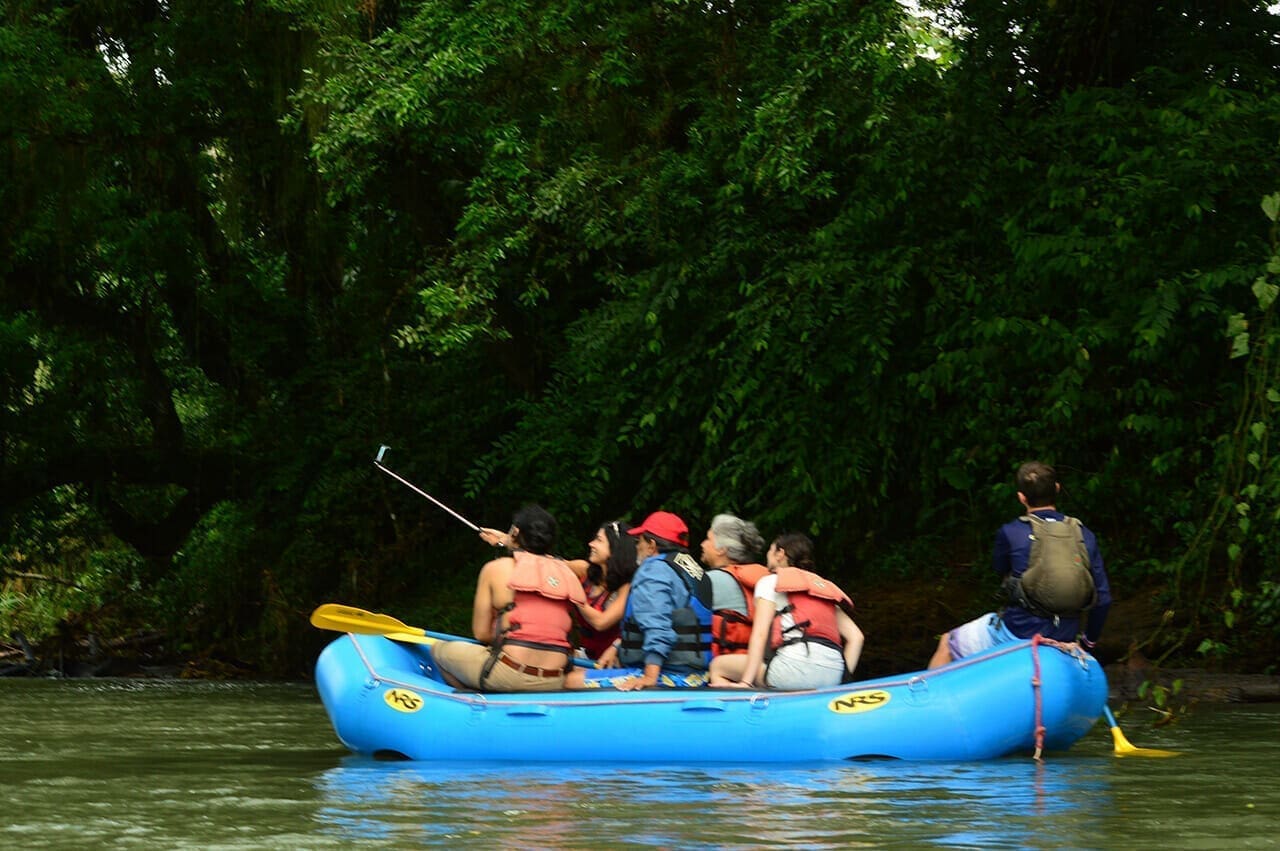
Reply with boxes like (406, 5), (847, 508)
(564, 558), (590, 581)
(836, 608), (864, 676)
(575, 585), (630, 631)
(735, 597), (777, 687)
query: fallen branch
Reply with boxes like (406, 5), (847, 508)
(1, 569), (86, 590)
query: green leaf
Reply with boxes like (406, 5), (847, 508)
(1263, 193), (1280, 222)
(1252, 276), (1278, 310)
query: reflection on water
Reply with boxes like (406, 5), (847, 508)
(314, 757), (1115, 847)
(1, 679), (1277, 849)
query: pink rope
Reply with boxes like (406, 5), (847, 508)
(1031, 634), (1046, 760)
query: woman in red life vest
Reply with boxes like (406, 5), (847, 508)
(560, 521), (636, 682)
(434, 505), (585, 692)
(709, 533), (864, 690)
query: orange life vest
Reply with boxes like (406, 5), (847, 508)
(707, 563), (769, 656)
(500, 551), (587, 652)
(768, 567), (853, 652)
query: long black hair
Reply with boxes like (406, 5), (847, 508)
(588, 520), (637, 593)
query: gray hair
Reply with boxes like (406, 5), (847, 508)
(708, 514), (765, 563)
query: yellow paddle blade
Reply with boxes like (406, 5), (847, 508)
(1103, 705), (1180, 758)
(1108, 725), (1179, 758)
(309, 603), (427, 638)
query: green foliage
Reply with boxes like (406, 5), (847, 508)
(0, 486), (146, 644)
(1168, 189), (1280, 663)
(4, 0), (1280, 675)
(1138, 677), (1184, 718)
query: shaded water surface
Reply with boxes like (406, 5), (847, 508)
(0, 678), (1276, 848)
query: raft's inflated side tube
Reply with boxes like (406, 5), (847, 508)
(314, 634), (1108, 763)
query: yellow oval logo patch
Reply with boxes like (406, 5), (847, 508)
(383, 688), (424, 713)
(827, 689), (891, 714)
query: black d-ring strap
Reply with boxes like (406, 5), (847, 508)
(478, 644), (503, 688)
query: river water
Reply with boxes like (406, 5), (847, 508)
(0, 678), (1276, 849)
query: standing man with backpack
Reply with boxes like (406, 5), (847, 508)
(927, 461), (1111, 668)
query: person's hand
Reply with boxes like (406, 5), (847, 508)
(615, 673), (657, 692)
(726, 680), (753, 690)
(596, 646), (620, 669)
(479, 527), (508, 549)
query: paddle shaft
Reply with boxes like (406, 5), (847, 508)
(1102, 704), (1121, 729)
(373, 448), (480, 532)
(310, 604), (594, 668)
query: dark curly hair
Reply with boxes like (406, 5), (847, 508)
(511, 504), (557, 554)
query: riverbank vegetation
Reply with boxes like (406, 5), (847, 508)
(3, 0), (1279, 678)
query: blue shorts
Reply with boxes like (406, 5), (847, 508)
(948, 612), (1017, 660)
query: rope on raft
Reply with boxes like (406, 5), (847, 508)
(1031, 634), (1046, 760)
(1030, 634), (1091, 761)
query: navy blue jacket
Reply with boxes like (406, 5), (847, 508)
(994, 509), (1111, 644)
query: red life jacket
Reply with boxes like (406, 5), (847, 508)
(571, 578), (618, 660)
(768, 567), (853, 652)
(500, 551), (587, 653)
(707, 563), (769, 656)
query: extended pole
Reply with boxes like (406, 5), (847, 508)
(373, 446), (480, 532)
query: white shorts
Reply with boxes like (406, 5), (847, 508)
(764, 643), (846, 690)
(947, 612), (1017, 660)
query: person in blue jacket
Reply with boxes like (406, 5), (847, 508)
(928, 461), (1111, 668)
(604, 510), (712, 691)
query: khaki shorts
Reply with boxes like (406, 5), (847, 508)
(431, 641), (567, 692)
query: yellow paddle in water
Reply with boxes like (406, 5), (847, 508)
(1102, 705), (1179, 757)
(310, 603), (438, 645)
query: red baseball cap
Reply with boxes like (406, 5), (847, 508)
(627, 511), (689, 547)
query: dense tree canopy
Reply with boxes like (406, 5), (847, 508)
(2, 0), (1278, 674)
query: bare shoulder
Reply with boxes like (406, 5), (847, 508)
(478, 556), (514, 583)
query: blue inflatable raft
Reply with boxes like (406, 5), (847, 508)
(314, 631), (1108, 762)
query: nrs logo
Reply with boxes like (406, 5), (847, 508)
(827, 689), (891, 714)
(384, 688), (425, 713)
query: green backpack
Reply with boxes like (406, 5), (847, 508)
(1003, 514), (1097, 620)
